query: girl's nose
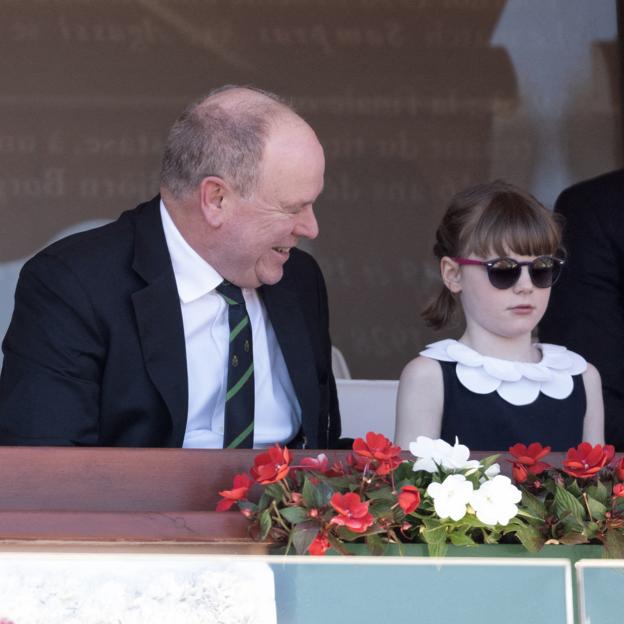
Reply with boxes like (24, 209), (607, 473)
(513, 265), (534, 292)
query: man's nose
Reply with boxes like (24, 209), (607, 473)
(293, 205), (319, 240)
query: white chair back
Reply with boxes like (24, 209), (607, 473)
(336, 379), (399, 441)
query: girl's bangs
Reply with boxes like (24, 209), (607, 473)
(464, 193), (560, 258)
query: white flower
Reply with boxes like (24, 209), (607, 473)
(410, 436), (481, 473)
(470, 475), (522, 526)
(427, 474), (474, 521)
(481, 463), (501, 483)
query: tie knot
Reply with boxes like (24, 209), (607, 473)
(216, 280), (245, 306)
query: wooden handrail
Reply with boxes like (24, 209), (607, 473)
(0, 447), (564, 543)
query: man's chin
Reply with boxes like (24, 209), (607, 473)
(256, 266), (285, 287)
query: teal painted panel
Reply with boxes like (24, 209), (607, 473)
(271, 558), (571, 624)
(577, 563), (624, 624)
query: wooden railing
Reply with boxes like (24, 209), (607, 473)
(0, 447), (563, 545)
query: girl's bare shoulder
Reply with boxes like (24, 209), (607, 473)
(400, 355), (443, 385)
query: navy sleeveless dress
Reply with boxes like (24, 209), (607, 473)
(438, 360), (585, 451)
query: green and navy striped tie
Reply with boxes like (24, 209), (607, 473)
(216, 280), (255, 448)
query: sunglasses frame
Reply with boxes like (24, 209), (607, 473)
(450, 255), (565, 290)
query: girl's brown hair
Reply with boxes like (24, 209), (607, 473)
(422, 180), (563, 330)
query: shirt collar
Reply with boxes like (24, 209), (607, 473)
(160, 199), (223, 303)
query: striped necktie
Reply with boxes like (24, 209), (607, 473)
(216, 281), (254, 448)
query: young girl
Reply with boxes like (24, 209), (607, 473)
(395, 180), (604, 451)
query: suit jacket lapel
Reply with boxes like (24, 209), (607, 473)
(261, 284), (319, 441)
(130, 197), (188, 444)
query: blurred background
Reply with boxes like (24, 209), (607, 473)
(0, 0), (621, 378)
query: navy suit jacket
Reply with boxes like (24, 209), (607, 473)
(540, 170), (624, 449)
(0, 196), (340, 448)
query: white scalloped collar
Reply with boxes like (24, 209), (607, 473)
(420, 339), (587, 406)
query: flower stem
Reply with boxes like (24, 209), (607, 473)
(270, 500), (291, 532)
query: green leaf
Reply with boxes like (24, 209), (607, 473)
(315, 481), (334, 507)
(559, 531), (589, 546)
(301, 477), (332, 509)
(479, 454), (501, 472)
(554, 485), (585, 522)
(291, 521), (321, 555)
(264, 483), (285, 502)
(366, 533), (387, 556)
(427, 541), (448, 557)
(482, 529), (502, 545)
(259, 509), (272, 540)
(520, 490), (546, 521)
(603, 529), (624, 559)
(279, 506), (309, 525)
(422, 524), (447, 546)
(393, 462), (417, 482)
(369, 499), (394, 518)
(366, 486), (393, 501)
(257, 492), (273, 513)
(567, 479), (582, 497)
(585, 521), (600, 540)
(323, 476), (352, 489)
(588, 480), (609, 505)
(586, 496), (607, 522)
(301, 478), (318, 507)
(449, 532), (476, 546)
(513, 524), (545, 552)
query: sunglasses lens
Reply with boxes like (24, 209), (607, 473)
(529, 256), (559, 288)
(487, 258), (521, 289)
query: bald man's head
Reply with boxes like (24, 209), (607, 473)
(160, 85), (305, 199)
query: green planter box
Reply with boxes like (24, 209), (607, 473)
(336, 542), (605, 562)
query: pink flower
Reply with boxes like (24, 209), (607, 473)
(352, 432), (402, 475)
(563, 443), (615, 479)
(614, 483), (624, 498)
(397, 485), (421, 514)
(250, 445), (291, 484)
(329, 492), (374, 533)
(308, 532), (331, 555)
(299, 453), (330, 473)
(216, 473), (253, 511)
(615, 457), (624, 481)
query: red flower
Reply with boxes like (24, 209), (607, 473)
(308, 532), (331, 555)
(299, 453), (329, 473)
(347, 452), (369, 472)
(511, 463), (529, 484)
(326, 461), (346, 478)
(562, 442), (615, 479)
(509, 443), (551, 472)
(398, 485), (421, 514)
(613, 483), (624, 498)
(216, 473), (252, 511)
(329, 492), (374, 533)
(615, 457), (624, 481)
(352, 432), (402, 475)
(250, 445), (291, 484)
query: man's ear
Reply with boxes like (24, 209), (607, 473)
(199, 176), (227, 227)
(440, 256), (462, 293)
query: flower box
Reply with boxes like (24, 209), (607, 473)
(218, 435), (624, 559)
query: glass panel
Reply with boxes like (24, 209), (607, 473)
(576, 560), (624, 624)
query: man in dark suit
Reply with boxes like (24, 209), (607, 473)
(0, 86), (340, 449)
(540, 170), (624, 450)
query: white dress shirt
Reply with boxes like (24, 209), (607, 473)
(160, 201), (301, 448)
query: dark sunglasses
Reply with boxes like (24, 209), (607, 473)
(451, 255), (565, 289)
